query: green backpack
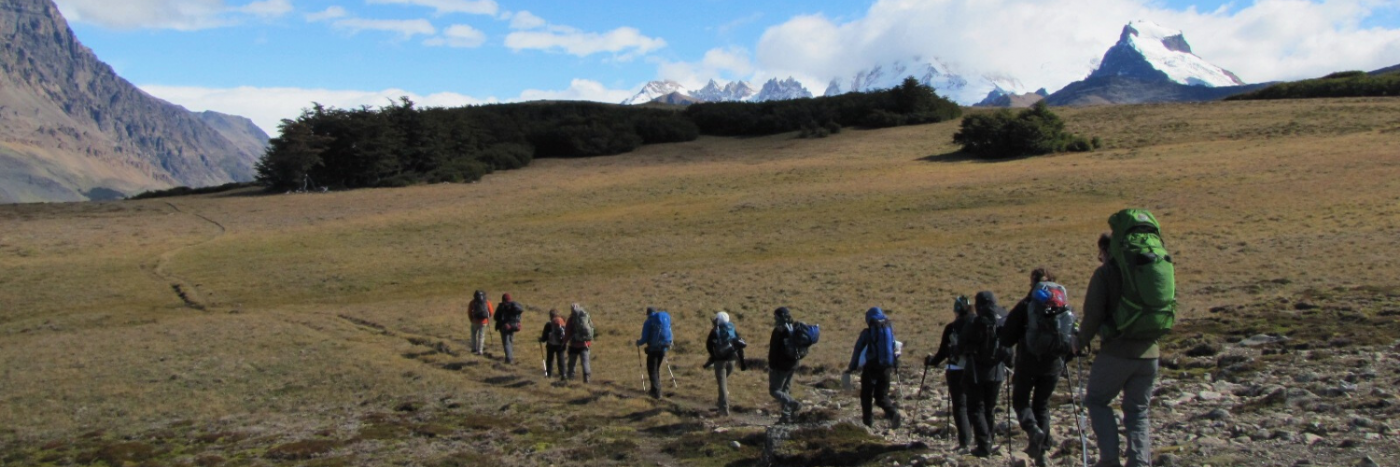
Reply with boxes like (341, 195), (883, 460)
(1106, 209), (1176, 341)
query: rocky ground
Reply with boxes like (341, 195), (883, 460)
(3, 287), (1396, 466)
(756, 286), (1400, 467)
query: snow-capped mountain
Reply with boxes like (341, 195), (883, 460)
(621, 77), (807, 105)
(1090, 20), (1243, 87)
(751, 77), (812, 101)
(620, 80), (688, 105)
(824, 58), (1028, 106)
(1046, 21), (1262, 106)
(692, 79), (756, 102)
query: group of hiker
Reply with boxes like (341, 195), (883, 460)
(460, 209), (1174, 467)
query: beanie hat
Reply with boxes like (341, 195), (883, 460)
(646, 306), (657, 315)
(715, 311), (730, 324)
(502, 293), (512, 302)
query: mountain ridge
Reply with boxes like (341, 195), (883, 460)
(0, 0), (267, 203)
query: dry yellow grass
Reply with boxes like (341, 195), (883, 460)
(1, 97), (1398, 463)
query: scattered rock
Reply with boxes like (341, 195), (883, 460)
(1187, 343), (1219, 357)
(1240, 334), (1287, 347)
(1356, 456), (1380, 467)
(1196, 408), (1232, 421)
(1303, 433), (1325, 446)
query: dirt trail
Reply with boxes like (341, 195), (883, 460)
(141, 201), (227, 311)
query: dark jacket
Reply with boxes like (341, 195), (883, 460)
(959, 291), (1009, 384)
(928, 314), (971, 370)
(1000, 297), (1067, 376)
(1078, 262), (1160, 359)
(495, 300), (523, 332)
(768, 325), (798, 372)
(705, 326), (747, 370)
(539, 316), (566, 349)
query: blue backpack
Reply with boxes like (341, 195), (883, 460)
(784, 322), (819, 360)
(865, 319), (897, 368)
(713, 322), (737, 358)
(647, 311), (673, 348)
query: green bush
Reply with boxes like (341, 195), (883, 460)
(952, 102), (1096, 159)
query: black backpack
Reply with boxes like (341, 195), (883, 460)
(469, 299), (490, 321)
(1024, 282), (1076, 359)
(546, 321), (565, 346)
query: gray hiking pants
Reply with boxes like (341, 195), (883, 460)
(1086, 354), (1158, 467)
(471, 323), (487, 354)
(769, 367), (798, 417)
(714, 360), (734, 412)
(567, 347), (591, 380)
(499, 330), (515, 363)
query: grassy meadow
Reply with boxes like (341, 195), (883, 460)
(1, 97), (1399, 465)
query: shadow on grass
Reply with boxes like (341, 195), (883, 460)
(917, 150), (1040, 163)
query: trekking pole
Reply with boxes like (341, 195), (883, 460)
(666, 357), (679, 388)
(1005, 369), (1014, 459)
(916, 363), (930, 397)
(637, 347), (648, 392)
(1076, 348), (1091, 467)
(1062, 360), (1088, 467)
(539, 343), (547, 376)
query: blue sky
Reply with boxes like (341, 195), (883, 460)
(53, 0), (1400, 136)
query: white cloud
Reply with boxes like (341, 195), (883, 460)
(516, 79), (635, 103)
(237, 0), (291, 18)
(53, 0), (292, 30)
(305, 6), (348, 22)
(656, 47), (755, 89)
(424, 24), (487, 48)
(506, 26), (667, 59)
(54, 0), (230, 31)
(366, 0), (499, 16)
(139, 80), (637, 137)
(507, 10), (547, 30)
(751, 0), (1400, 94)
(332, 18), (437, 38)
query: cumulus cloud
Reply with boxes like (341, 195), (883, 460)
(506, 10), (547, 30)
(332, 18), (437, 38)
(751, 0), (1400, 94)
(506, 25), (667, 59)
(140, 80), (636, 137)
(516, 79), (635, 103)
(656, 47), (755, 89)
(366, 0), (499, 16)
(54, 0), (230, 31)
(53, 0), (293, 30)
(237, 0), (292, 18)
(305, 6), (348, 22)
(424, 24), (488, 48)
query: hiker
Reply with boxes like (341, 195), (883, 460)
(1077, 210), (1175, 467)
(767, 306), (814, 423)
(924, 295), (974, 452)
(703, 311), (747, 415)
(960, 291), (1010, 458)
(563, 303), (594, 382)
(846, 307), (903, 429)
(495, 293), (524, 364)
(999, 268), (1077, 467)
(635, 307), (672, 398)
(539, 309), (567, 378)
(467, 290), (494, 355)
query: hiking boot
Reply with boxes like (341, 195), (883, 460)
(889, 409), (904, 430)
(582, 374), (591, 383)
(1026, 427), (1046, 457)
(1033, 452), (1049, 467)
(719, 406), (730, 416)
(970, 446), (990, 458)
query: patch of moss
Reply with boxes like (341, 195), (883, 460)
(264, 439), (339, 460)
(772, 422), (917, 467)
(76, 441), (156, 466)
(661, 428), (764, 467)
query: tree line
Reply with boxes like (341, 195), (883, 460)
(255, 78), (961, 191)
(1225, 70), (1400, 101)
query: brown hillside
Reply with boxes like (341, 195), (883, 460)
(0, 0), (266, 203)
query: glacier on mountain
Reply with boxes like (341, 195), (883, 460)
(1091, 20), (1243, 87)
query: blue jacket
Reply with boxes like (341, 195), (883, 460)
(848, 307), (897, 372)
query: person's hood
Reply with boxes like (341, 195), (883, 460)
(774, 307), (792, 326)
(866, 307), (887, 324)
(974, 291), (1000, 318)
